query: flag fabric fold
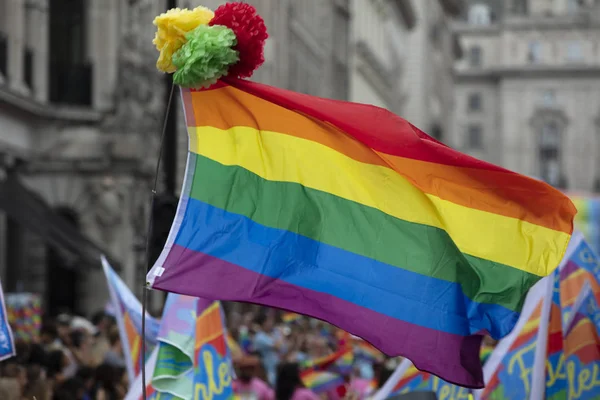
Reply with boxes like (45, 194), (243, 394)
(147, 78), (577, 388)
(103, 256), (161, 382)
(152, 294), (198, 399)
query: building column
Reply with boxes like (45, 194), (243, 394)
(7, 0), (28, 95)
(32, 0), (49, 103)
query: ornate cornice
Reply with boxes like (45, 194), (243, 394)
(454, 65), (600, 81)
(0, 86), (102, 122)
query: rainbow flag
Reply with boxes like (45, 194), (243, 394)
(103, 256), (161, 382)
(123, 347), (163, 400)
(302, 348), (354, 376)
(152, 294), (197, 399)
(300, 370), (344, 394)
(479, 345), (493, 366)
(560, 282), (600, 399)
(570, 194), (600, 255)
(375, 358), (472, 400)
(476, 273), (555, 400)
(149, 296), (234, 400)
(193, 300), (234, 400)
(282, 312), (302, 324)
(226, 333), (243, 360)
(559, 235), (600, 330)
(0, 277), (15, 361)
(5, 293), (41, 342)
(546, 234), (600, 400)
(353, 339), (383, 363)
(147, 78), (576, 387)
(545, 271), (567, 399)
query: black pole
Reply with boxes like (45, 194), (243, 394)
(163, 0), (178, 196)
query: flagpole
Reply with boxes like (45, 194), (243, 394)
(141, 82), (175, 399)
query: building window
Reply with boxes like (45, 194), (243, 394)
(566, 41), (583, 62)
(539, 121), (562, 187)
(466, 124), (483, 149)
(528, 41), (542, 63)
(49, 0), (92, 106)
(469, 46), (482, 67)
(468, 93), (482, 111)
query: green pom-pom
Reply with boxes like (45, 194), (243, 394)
(172, 24), (239, 88)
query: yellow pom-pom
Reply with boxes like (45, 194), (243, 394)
(152, 6), (215, 73)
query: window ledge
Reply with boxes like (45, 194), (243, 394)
(0, 84), (102, 122)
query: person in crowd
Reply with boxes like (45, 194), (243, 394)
(90, 312), (113, 367)
(41, 322), (62, 351)
(76, 367), (96, 400)
(92, 364), (124, 400)
(24, 364), (52, 400)
(69, 329), (93, 368)
(103, 327), (125, 369)
(53, 377), (86, 400)
(233, 355), (274, 400)
(253, 314), (283, 386)
(0, 376), (23, 400)
(1, 362), (28, 398)
(275, 362), (320, 400)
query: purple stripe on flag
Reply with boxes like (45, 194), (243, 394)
(153, 244), (484, 388)
(560, 260), (580, 280)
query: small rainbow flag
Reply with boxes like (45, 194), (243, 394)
(300, 370), (344, 394)
(570, 194), (600, 254)
(147, 77), (576, 387)
(281, 311), (302, 324)
(226, 333), (243, 359)
(5, 293), (41, 343)
(103, 257), (161, 382)
(302, 348), (354, 375)
(479, 344), (494, 365)
(353, 339), (383, 363)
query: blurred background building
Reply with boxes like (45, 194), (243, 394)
(0, 0), (466, 317)
(451, 0), (600, 190)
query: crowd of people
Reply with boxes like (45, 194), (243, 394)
(0, 311), (128, 400)
(225, 308), (396, 400)
(0, 305), (485, 400)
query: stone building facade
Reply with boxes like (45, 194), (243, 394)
(400, 0), (464, 140)
(349, 0), (415, 112)
(451, 0), (600, 191)
(0, 0), (166, 316)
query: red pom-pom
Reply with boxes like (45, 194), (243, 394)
(209, 2), (268, 79)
